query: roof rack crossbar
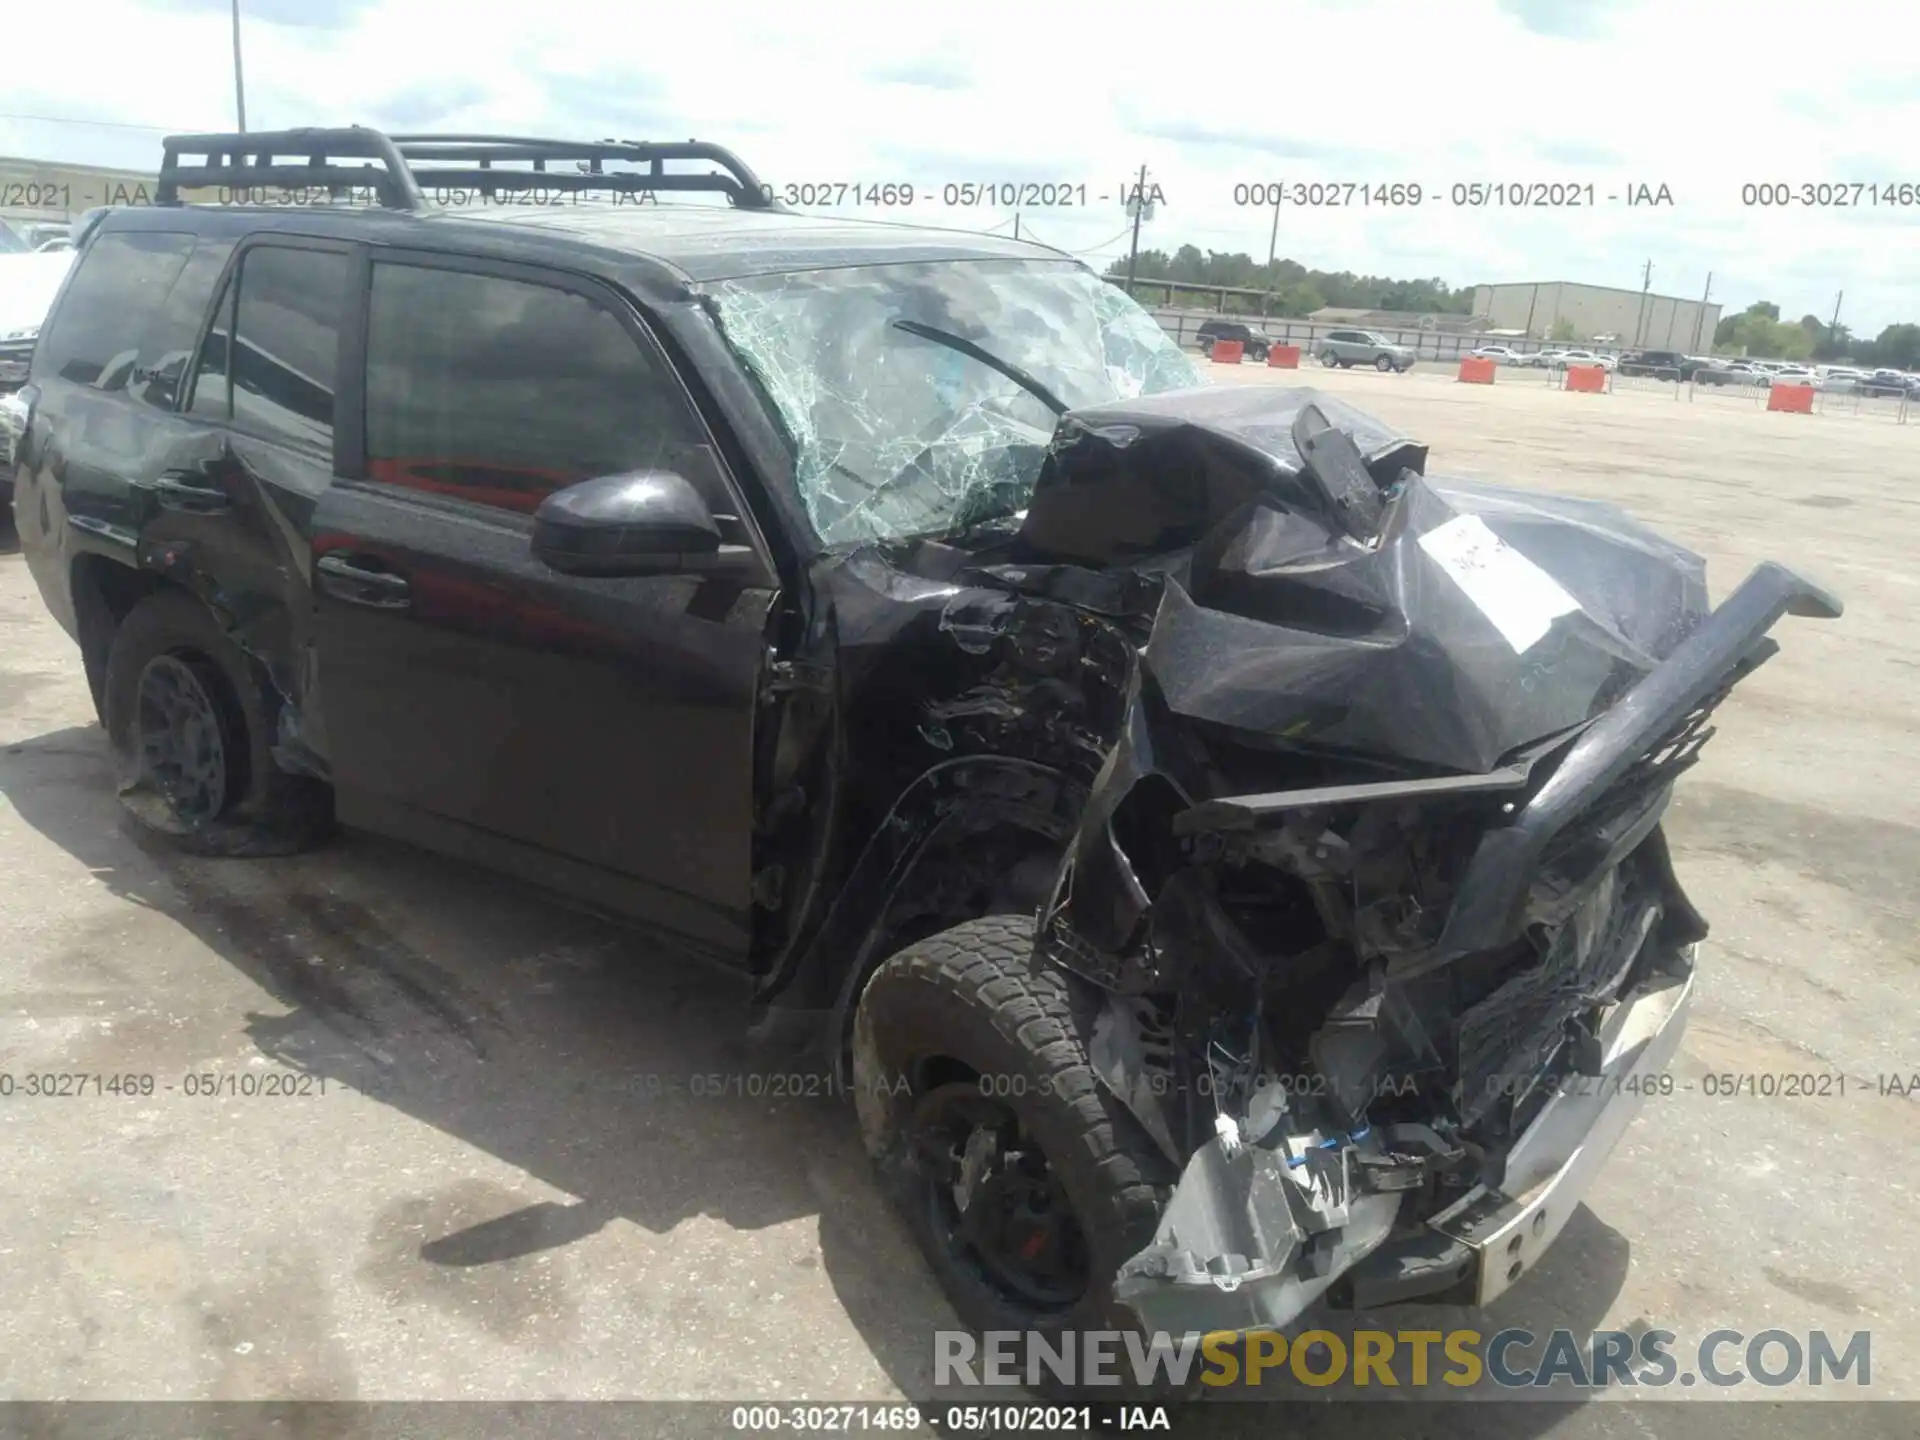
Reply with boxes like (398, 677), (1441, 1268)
(159, 127), (425, 209)
(156, 127), (778, 212)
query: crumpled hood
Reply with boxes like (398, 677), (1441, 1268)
(1012, 385), (1709, 775)
(0, 251), (74, 335)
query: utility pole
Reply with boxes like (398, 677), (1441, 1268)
(1829, 290), (1844, 353)
(1267, 188), (1281, 271)
(230, 0), (248, 131)
(1013, 212), (1020, 242)
(1634, 259), (1652, 345)
(1692, 271), (1712, 352)
(1123, 163), (1149, 297)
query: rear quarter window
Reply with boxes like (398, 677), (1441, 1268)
(34, 229), (197, 389)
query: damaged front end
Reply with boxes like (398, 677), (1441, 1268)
(1017, 386), (1841, 1335)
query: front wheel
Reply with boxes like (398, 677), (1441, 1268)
(851, 916), (1177, 1394)
(1375, 354), (1395, 372)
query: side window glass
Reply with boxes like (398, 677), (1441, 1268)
(364, 262), (734, 525)
(35, 230), (196, 390)
(138, 237), (234, 411)
(228, 246), (351, 449)
(189, 277), (236, 421)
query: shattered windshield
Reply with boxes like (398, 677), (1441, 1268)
(704, 259), (1202, 545)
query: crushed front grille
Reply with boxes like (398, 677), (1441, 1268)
(1455, 860), (1661, 1129)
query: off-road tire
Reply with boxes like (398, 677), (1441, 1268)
(102, 588), (333, 856)
(851, 914), (1183, 1398)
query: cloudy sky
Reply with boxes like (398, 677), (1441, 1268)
(6, 0), (1916, 333)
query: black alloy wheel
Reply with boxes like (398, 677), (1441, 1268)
(134, 651), (240, 825)
(909, 1081), (1091, 1314)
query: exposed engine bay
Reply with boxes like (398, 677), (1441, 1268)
(973, 386), (1845, 1333)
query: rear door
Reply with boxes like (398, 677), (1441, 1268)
(311, 251), (778, 960)
(17, 226), (349, 736)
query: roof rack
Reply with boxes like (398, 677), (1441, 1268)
(156, 127), (781, 211)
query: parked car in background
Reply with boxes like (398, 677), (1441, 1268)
(0, 233), (78, 408)
(1860, 368), (1920, 397)
(1552, 349), (1608, 370)
(1194, 318), (1273, 361)
(1764, 366), (1817, 388)
(1470, 343), (1526, 365)
(1695, 360), (1769, 387)
(1, 218), (73, 252)
(1318, 328), (1416, 372)
(1618, 349), (1709, 380)
(1522, 348), (1566, 369)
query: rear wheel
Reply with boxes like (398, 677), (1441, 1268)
(1321, 350), (1341, 368)
(851, 916), (1179, 1396)
(103, 588), (332, 855)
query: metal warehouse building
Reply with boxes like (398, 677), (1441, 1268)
(1471, 281), (1722, 351)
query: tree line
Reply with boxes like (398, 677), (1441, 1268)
(1104, 246), (1472, 319)
(1712, 302), (1919, 370)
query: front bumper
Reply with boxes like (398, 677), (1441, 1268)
(1111, 955), (1695, 1335)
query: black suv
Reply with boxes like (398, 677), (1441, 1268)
(1193, 318), (1272, 360)
(7, 126), (1839, 1378)
(1616, 349), (1707, 380)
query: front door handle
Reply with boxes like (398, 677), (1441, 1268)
(317, 553), (412, 609)
(151, 469), (231, 515)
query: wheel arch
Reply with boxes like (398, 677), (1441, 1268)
(70, 553), (174, 721)
(750, 754), (1088, 1075)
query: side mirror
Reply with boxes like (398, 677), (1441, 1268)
(531, 470), (725, 577)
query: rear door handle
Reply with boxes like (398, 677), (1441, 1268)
(316, 553), (412, 609)
(151, 469), (231, 515)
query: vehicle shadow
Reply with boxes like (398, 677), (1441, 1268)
(4, 724), (1630, 1427)
(828, 1203), (1633, 1435)
(0, 724), (950, 1362)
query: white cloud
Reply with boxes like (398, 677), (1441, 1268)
(5, 0), (1916, 331)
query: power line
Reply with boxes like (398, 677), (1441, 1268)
(1076, 226), (1136, 256)
(0, 112), (183, 133)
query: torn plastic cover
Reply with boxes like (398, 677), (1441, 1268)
(703, 260), (1201, 547)
(1015, 385), (1711, 775)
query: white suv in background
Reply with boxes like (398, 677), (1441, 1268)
(0, 227), (77, 395)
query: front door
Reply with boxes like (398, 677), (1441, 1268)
(311, 253), (778, 960)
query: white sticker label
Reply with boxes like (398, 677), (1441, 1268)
(1417, 514), (1580, 654)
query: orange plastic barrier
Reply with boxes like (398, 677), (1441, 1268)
(1767, 383), (1815, 413)
(1211, 339), (1244, 364)
(1267, 344), (1301, 369)
(1565, 364), (1608, 393)
(1457, 357), (1496, 384)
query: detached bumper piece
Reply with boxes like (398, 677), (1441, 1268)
(1115, 1119), (1406, 1336)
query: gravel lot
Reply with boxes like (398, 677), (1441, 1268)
(1, 359), (1914, 1435)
